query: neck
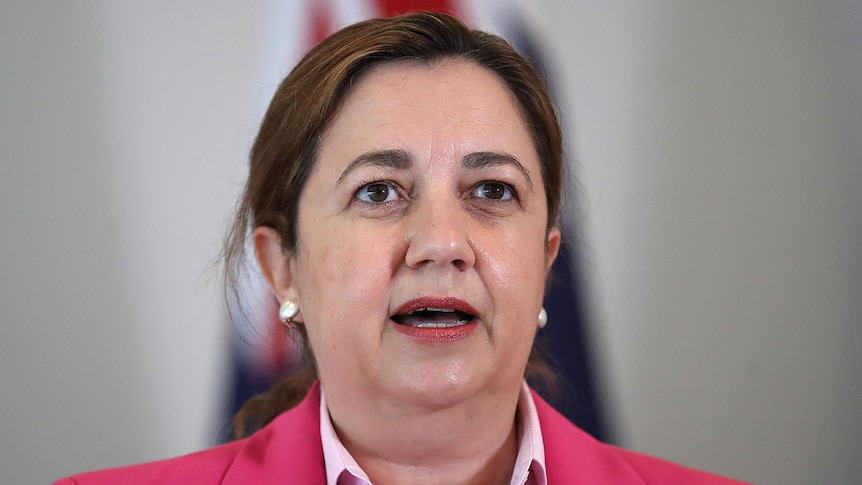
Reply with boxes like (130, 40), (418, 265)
(325, 383), (522, 485)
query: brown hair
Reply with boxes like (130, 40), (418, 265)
(224, 11), (563, 438)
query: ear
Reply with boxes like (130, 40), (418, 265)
(253, 226), (298, 304)
(545, 226), (561, 272)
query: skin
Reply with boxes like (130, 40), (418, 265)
(255, 59), (560, 484)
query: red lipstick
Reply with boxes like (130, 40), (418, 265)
(393, 297), (478, 317)
(391, 297), (478, 343)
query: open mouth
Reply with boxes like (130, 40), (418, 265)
(391, 307), (476, 328)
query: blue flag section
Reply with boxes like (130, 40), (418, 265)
(222, 0), (607, 444)
(499, 7), (608, 441)
(535, 242), (607, 441)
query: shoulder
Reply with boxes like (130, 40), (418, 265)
(608, 445), (751, 484)
(55, 383), (326, 485)
(53, 440), (248, 485)
(531, 389), (752, 484)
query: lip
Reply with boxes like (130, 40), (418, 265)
(392, 321), (477, 342)
(393, 297), (479, 317)
(391, 297), (479, 343)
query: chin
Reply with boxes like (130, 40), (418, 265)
(384, 361), (504, 410)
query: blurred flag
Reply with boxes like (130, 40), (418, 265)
(223, 0), (607, 443)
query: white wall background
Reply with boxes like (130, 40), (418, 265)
(532, 2), (862, 484)
(1, 2), (859, 484)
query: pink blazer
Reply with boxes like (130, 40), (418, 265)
(56, 382), (751, 484)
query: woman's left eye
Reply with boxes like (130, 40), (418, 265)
(472, 181), (515, 200)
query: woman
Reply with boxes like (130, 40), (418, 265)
(57, 12), (749, 485)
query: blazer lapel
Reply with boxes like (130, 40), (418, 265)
(533, 390), (647, 485)
(222, 382), (327, 484)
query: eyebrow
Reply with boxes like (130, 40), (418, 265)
(462, 151), (533, 189)
(336, 149), (533, 189)
(337, 149), (412, 185)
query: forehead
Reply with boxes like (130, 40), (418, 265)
(316, 59), (537, 171)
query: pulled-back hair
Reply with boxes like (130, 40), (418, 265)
(223, 11), (563, 438)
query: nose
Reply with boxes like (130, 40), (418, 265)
(404, 195), (476, 271)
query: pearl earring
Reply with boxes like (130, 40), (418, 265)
(279, 300), (299, 327)
(538, 307), (548, 328)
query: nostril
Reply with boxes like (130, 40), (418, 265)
(404, 219), (476, 269)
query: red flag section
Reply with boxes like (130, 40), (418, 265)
(308, 1), (334, 46)
(376, 0), (456, 17)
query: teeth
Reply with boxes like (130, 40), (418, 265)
(391, 307), (474, 328)
(407, 307), (456, 314)
(414, 321), (469, 328)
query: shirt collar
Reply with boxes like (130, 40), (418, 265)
(320, 387), (371, 485)
(512, 381), (547, 485)
(319, 382), (547, 485)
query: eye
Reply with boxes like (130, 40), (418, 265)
(355, 182), (399, 203)
(472, 181), (515, 201)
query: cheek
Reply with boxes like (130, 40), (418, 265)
(481, 227), (549, 294)
(479, 227), (550, 354)
(295, 221), (401, 323)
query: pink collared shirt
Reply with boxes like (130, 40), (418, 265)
(320, 382), (547, 485)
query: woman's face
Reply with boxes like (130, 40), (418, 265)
(258, 59), (560, 409)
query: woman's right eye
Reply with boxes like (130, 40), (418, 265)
(355, 182), (398, 203)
